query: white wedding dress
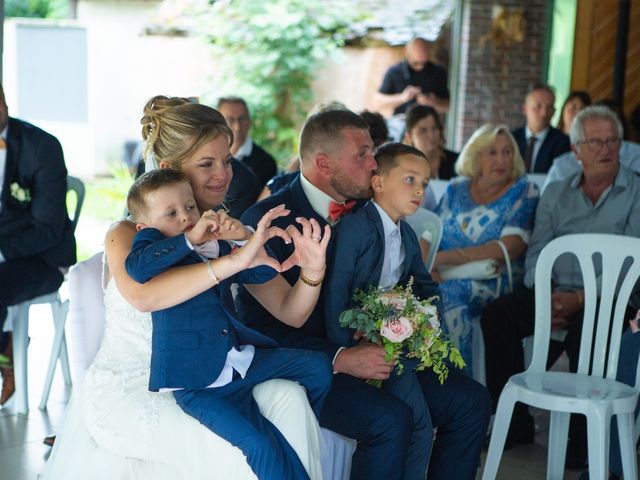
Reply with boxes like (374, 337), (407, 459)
(42, 271), (324, 479)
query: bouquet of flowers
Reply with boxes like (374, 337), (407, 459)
(339, 279), (464, 386)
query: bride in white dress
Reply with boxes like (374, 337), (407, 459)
(42, 96), (330, 479)
(42, 255), (324, 479)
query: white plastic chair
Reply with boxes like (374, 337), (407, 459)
(428, 179), (449, 204)
(526, 173), (547, 193)
(6, 176), (85, 414)
(482, 234), (640, 480)
(405, 207), (442, 272)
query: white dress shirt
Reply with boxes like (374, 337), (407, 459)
(372, 201), (405, 291)
(525, 126), (549, 172)
(233, 135), (254, 160)
(300, 172), (337, 223)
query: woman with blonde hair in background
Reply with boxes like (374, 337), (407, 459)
(429, 124), (539, 378)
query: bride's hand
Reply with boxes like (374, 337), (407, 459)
(230, 205), (291, 271)
(281, 217), (330, 276)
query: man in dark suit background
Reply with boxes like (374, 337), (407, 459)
(238, 109), (490, 480)
(217, 96), (278, 188)
(512, 84), (571, 173)
(0, 85), (76, 404)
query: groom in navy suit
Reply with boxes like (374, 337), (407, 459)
(238, 109), (491, 480)
(511, 84), (570, 173)
(0, 85), (76, 404)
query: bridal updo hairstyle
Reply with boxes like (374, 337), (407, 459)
(141, 95), (233, 169)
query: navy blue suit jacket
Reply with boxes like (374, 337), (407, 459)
(237, 176), (364, 360)
(511, 126), (570, 174)
(242, 142), (278, 188)
(125, 228), (277, 391)
(324, 202), (441, 347)
(0, 117), (75, 268)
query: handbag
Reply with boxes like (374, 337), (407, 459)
(438, 240), (513, 293)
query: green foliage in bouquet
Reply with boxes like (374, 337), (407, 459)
(339, 278), (465, 385)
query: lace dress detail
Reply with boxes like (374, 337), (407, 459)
(82, 280), (175, 457)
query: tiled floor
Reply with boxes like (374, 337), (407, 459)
(0, 305), (632, 479)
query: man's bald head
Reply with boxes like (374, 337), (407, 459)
(405, 38), (430, 72)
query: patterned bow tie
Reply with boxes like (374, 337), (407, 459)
(328, 200), (356, 222)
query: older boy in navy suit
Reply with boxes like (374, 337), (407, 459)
(124, 169), (331, 480)
(324, 143), (440, 479)
(238, 109), (491, 480)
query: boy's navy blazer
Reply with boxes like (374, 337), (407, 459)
(324, 201), (441, 347)
(125, 228), (278, 391)
(237, 176), (353, 360)
(511, 126), (571, 174)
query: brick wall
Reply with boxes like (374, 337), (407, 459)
(454, 0), (548, 150)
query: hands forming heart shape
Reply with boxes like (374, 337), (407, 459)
(232, 205), (331, 276)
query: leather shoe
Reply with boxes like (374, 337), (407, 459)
(0, 367), (15, 405)
(43, 435), (56, 447)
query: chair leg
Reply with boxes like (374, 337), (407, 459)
(481, 388), (517, 480)
(59, 333), (72, 386)
(547, 411), (570, 479)
(586, 411), (610, 480)
(11, 304), (29, 415)
(616, 412), (638, 480)
(57, 300), (72, 386)
(39, 299), (70, 410)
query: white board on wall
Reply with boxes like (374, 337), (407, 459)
(16, 23), (87, 123)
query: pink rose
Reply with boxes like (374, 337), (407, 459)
(381, 317), (414, 343)
(379, 293), (406, 311)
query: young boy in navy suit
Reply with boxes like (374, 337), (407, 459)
(324, 142), (440, 480)
(124, 168), (332, 480)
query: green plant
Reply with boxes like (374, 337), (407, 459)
(71, 164), (134, 262)
(6, 0), (69, 18)
(83, 164), (134, 222)
(191, 0), (359, 164)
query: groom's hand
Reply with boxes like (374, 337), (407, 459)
(333, 342), (394, 380)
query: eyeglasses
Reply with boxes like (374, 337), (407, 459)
(578, 138), (621, 152)
(226, 116), (250, 125)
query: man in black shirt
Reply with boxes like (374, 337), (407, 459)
(375, 37), (450, 115)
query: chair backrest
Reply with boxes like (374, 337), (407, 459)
(526, 173), (547, 193)
(529, 234), (640, 381)
(405, 207), (443, 272)
(428, 179), (449, 204)
(67, 252), (106, 377)
(67, 176), (86, 233)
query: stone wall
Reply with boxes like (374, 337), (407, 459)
(455, 0), (549, 149)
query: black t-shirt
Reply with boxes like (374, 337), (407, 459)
(379, 60), (449, 114)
